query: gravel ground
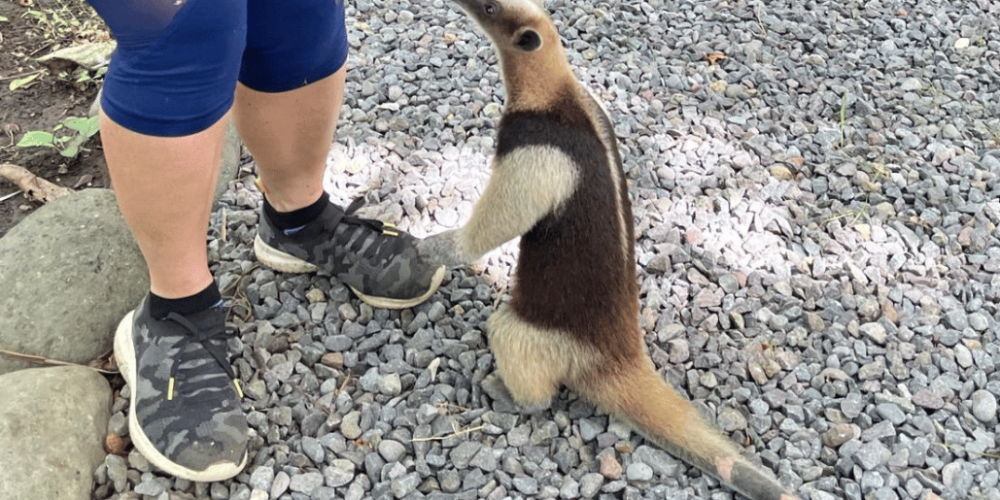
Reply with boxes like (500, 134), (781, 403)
(93, 0), (1000, 499)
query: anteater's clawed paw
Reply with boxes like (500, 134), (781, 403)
(417, 229), (466, 268)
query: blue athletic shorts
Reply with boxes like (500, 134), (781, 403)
(87, 0), (348, 137)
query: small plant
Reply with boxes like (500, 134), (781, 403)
(58, 65), (107, 91)
(16, 115), (101, 158)
(8, 70), (47, 91)
(862, 161), (892, 181)
(22, 0), (102, 41)
(822, 202), (870, 226)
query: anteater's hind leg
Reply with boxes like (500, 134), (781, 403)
(486, 305), (602, 409)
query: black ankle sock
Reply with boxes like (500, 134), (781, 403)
(263, 191), (329, 231)
(149, 282), (223, 320)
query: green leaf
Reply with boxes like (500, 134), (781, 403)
(59, 134), (88, 157)
(0, 16), (10, 22)
(63, 116), (101, 138)
(59, 143), (80, 158)
(9, 73), (42, 91)
(16, 131), (55, 148)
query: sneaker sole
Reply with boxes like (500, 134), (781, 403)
(114, 311), (247, 482)
(254, 234), (447, 309)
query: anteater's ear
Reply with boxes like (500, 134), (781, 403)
(515, 28), (542, 52)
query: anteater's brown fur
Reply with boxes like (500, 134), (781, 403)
(418, 1), (802, 499)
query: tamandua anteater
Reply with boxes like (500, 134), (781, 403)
(418, 1), (802, 499)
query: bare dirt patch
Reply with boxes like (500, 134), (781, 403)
(0, 0), (110, 237)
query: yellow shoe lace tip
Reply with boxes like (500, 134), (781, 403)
(234, 379), (244, 399)
(167, 377), (175, 401)
(383, 229), (399, 237)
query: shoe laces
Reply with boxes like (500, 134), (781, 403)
(163, 312), (243, 401)
(338, 198), (406, 262)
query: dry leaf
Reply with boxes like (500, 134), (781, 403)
(3, 123), (19, 145)
(105, 433), (127, 455)
(0, 163), (72, 203)
(769, 165), (794, 180)
(87, 351), (119, 373)
(706, 52), (728, 65)
(854, 223), (871, 241)
(72, 174), (94, 189)
(37, 42), (116, 71)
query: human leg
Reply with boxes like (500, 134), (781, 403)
(89, 0), (249, 481)
(100, 112), (225, 299)
(232, 69), (345, 213)
(237, 0), (445, 308)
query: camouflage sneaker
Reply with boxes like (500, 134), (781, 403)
(253, 195), (446, 309)
(114, 296), (248, 481)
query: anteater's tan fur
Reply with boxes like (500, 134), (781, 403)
(418, 1), (802, 499)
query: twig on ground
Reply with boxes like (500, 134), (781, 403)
(0, 163), (72, 203)
(410, 424), (485, 443)
(0, 348), (118, 374)
(0, 190), (22, 203)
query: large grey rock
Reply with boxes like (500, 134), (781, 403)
(216, 118), (243, 204)
(0, 189), (147, 374)
(0, 365), (112, 500)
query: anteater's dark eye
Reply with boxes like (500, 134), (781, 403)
(484, 2), (498, 15)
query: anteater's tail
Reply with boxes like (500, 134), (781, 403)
(579, 361), (801, 500)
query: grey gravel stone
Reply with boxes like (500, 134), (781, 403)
(271, 471), (290, 499)
(450, 441), (483, 469)
(378, 439), (406, 462)
(971, 390), (997, 423)
(249, 466), (274, 492)
(579, 472), (604, 498)
(824, 423), (857, 448)
(875, 403), (906, 426)
(859, 323), (886, 344)
(842, 393), (864, 419)
(717, 406), (748, 432)
(302, 436), (325, 464)
(378, 373), (402, 396)
(912, 389), (946, 410)
(512, 475), (539, 495)
(626, 463), (654, 482)
(80, 2), (1000, 500)
(324, 460), (355, 488)
(289, 472), (324, 495)
(390, 472), (420, 498)
(438, 469), (461, 493)
(968, 313), (990, 332)
(134, 478), (165, 497)
(632, 446), (680, 478)
(340, 411), (362, 440)
(855, 441), (891, 470)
